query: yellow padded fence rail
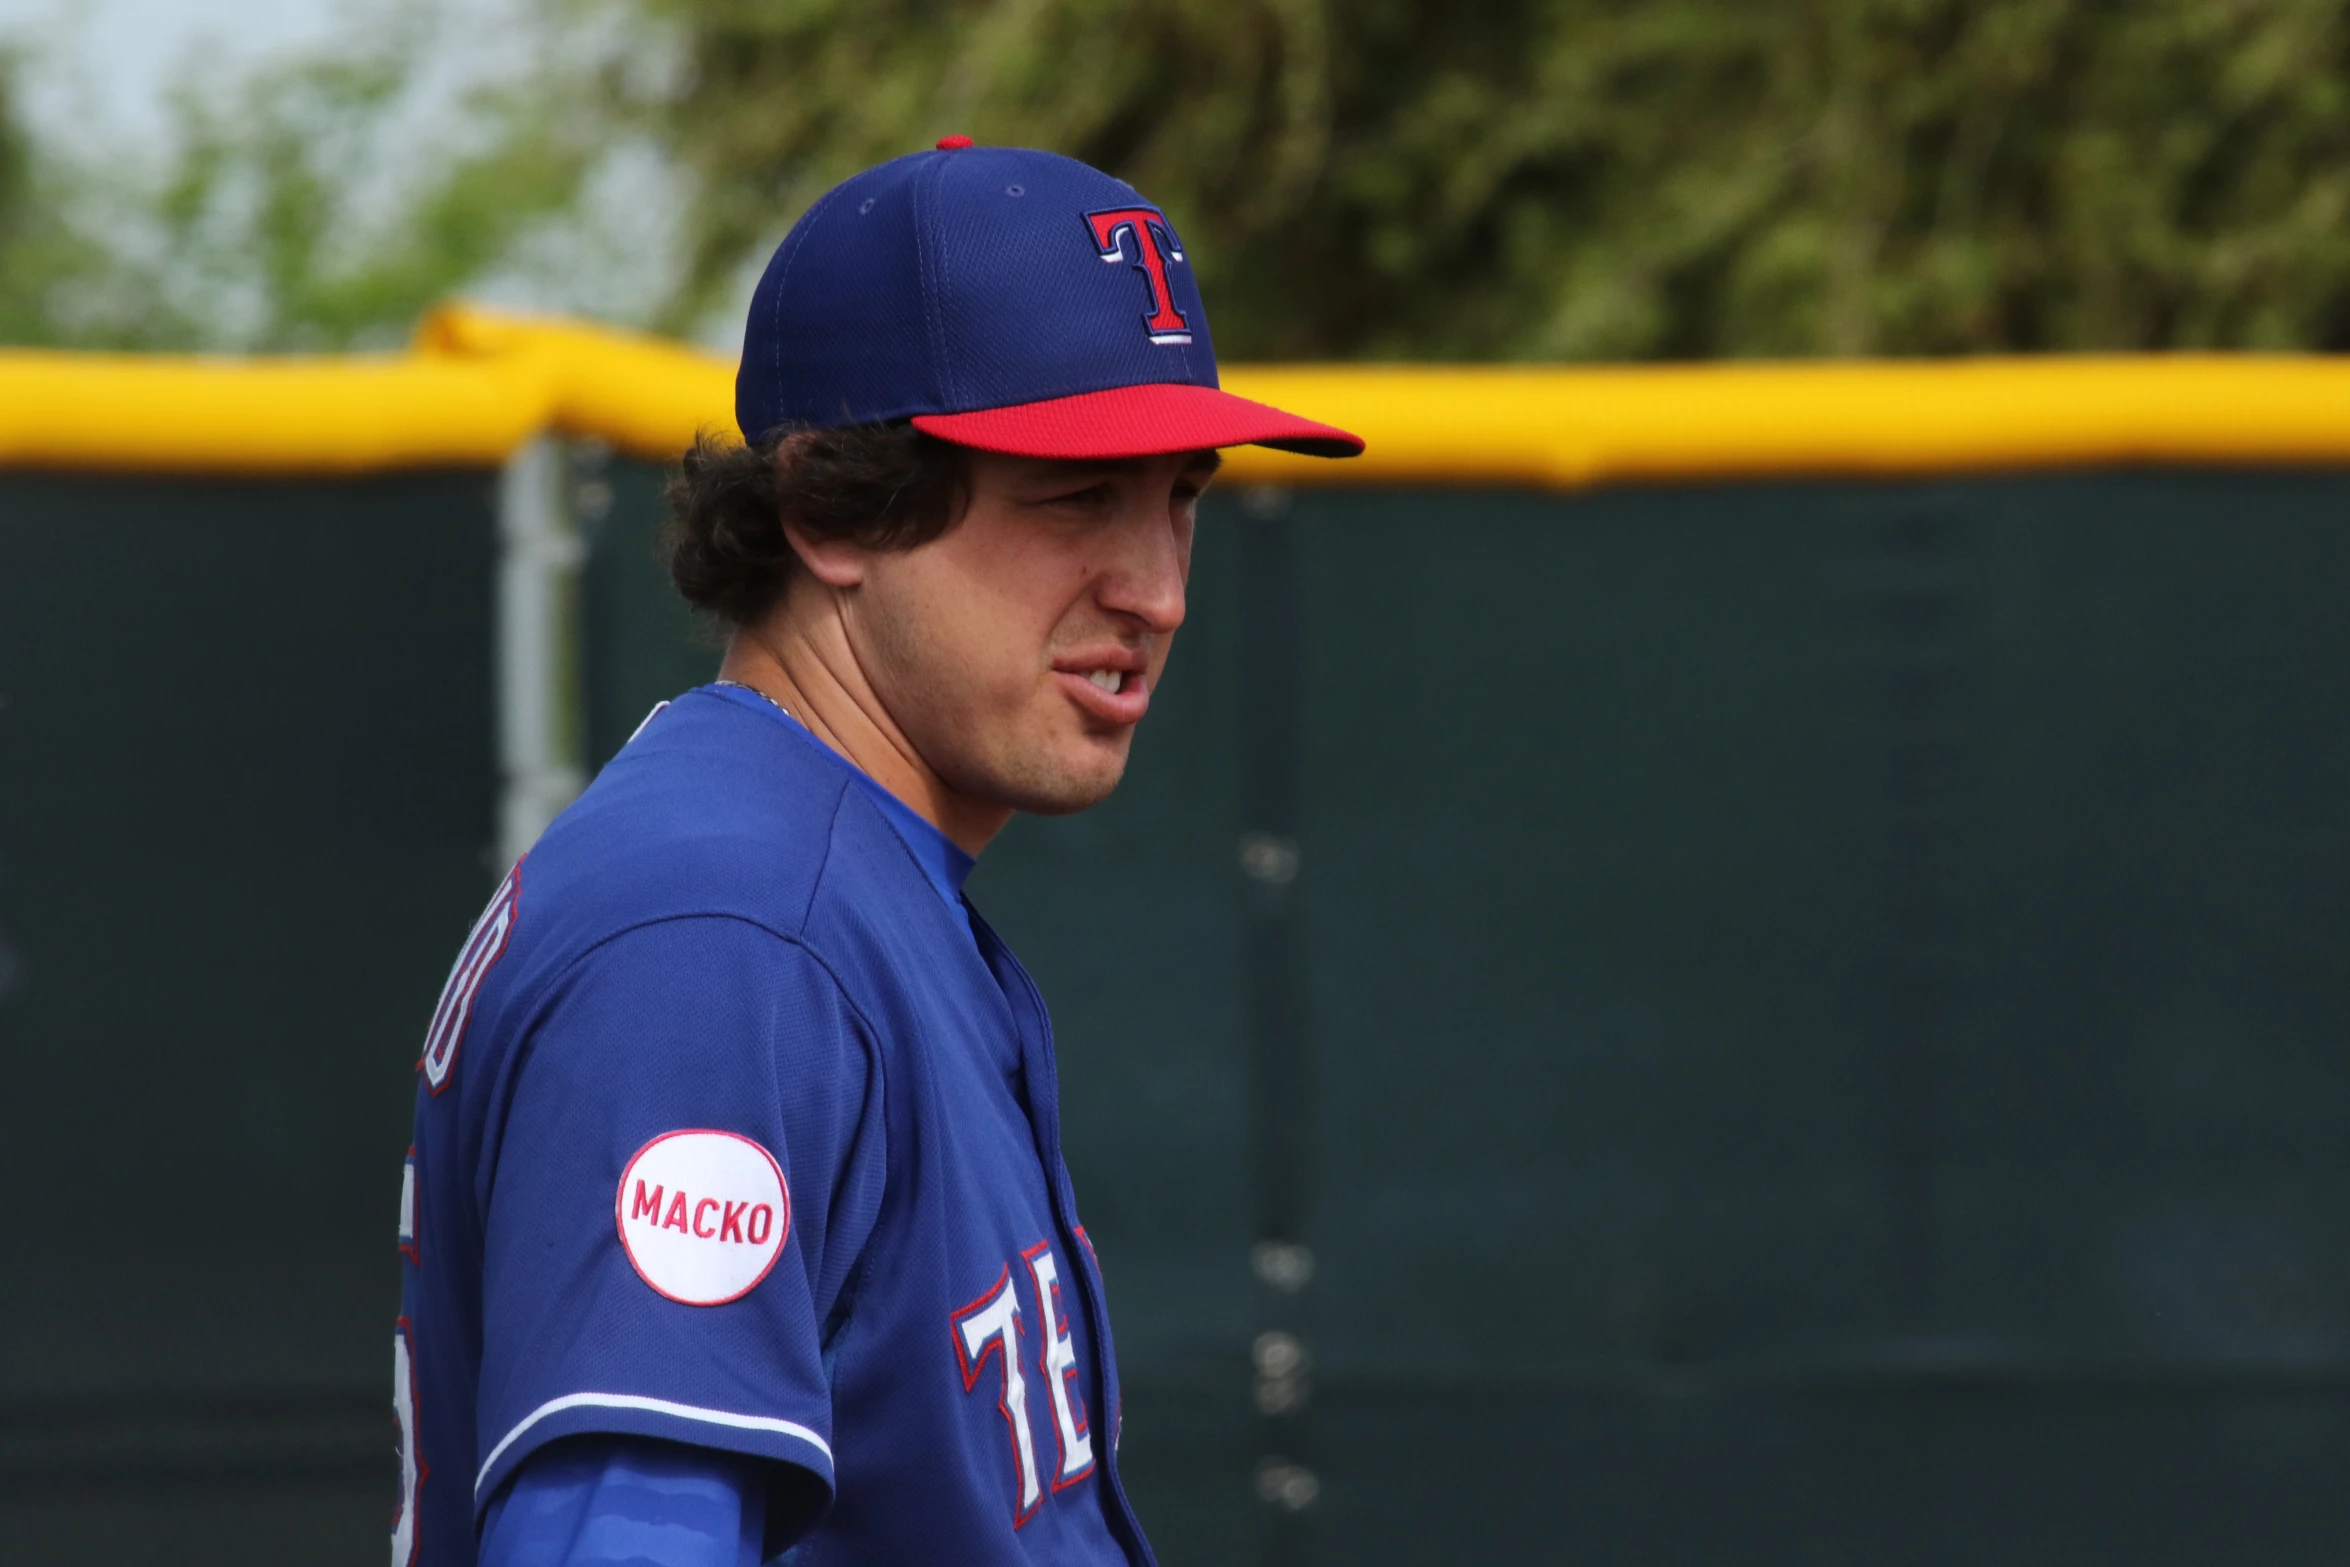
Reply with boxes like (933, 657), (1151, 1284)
(1, 303), (2347, 485)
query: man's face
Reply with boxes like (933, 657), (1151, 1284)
(840, 448), (1214, 817)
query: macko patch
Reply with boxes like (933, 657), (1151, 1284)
(615, 1130), (789, 1306)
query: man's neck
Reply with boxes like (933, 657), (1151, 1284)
(717, 615), (1012, 858)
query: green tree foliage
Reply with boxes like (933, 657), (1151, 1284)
(0, 62), (125, 347)
(150, 33), (598, 350)
(632, 0), (2350, 359)
(0, 12), (598, 351)
(9, 1), (2347, 358)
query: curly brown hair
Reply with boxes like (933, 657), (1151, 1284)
(660, 423), (967, 627)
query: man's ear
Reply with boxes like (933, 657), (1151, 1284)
(780, 515), (868, 589)
(771, 433), (868, 589)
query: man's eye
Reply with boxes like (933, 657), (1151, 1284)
(1044, 485), (1112, 510)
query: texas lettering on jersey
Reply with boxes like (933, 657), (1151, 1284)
(954, 1243), (1097, 1525)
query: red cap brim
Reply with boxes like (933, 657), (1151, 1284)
(911, 382), (1363, 460)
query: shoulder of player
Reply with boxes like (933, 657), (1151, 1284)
(528, 694), (869, 939)
(485, 692), (937, 1034)
(473, 914), (886, 1124)
(552, 912), (881, 1044)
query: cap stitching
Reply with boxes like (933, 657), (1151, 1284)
(761, 182), (850, 433)
(912, 155), (956, 412)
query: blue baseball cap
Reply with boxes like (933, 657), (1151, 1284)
(735, 138), (1363, 462)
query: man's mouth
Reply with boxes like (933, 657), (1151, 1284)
(1052, 653), (1152, 724)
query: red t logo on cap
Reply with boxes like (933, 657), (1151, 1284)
(1084, 207), (1192, 345)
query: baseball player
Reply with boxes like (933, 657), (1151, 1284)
(392, 139), (1361, 1566)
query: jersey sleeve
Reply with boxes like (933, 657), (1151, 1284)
(470, 916), (886, 1520)
(479, 1437), (767, 1567)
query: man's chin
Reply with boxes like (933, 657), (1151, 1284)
(982, 738), (1133, 817)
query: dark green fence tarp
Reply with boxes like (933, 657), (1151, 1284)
(7, 460), (2349, 1563)
(1268, 476), (2350, 1562)
(0, 472), (498, 1563)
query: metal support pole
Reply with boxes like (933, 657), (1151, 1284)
(497, 436), (585, 868)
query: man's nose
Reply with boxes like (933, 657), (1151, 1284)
(1100, 509), (1188, 635)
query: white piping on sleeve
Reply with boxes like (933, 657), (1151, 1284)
(474, 1392), (835, 1497)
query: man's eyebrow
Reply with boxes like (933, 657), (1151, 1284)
(1182, 450), (1224, 477)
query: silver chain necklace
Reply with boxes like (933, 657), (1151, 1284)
(714, 678), (800, 725)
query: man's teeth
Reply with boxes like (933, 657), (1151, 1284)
(1085, 670), (1121, 693)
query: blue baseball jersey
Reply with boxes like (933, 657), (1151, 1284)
(393, 684), (1152, 1564)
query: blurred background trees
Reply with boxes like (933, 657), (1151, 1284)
(637, 0), (2350, 359)
(6, 0), (2350, 359)
(0, 6), (602, 350)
